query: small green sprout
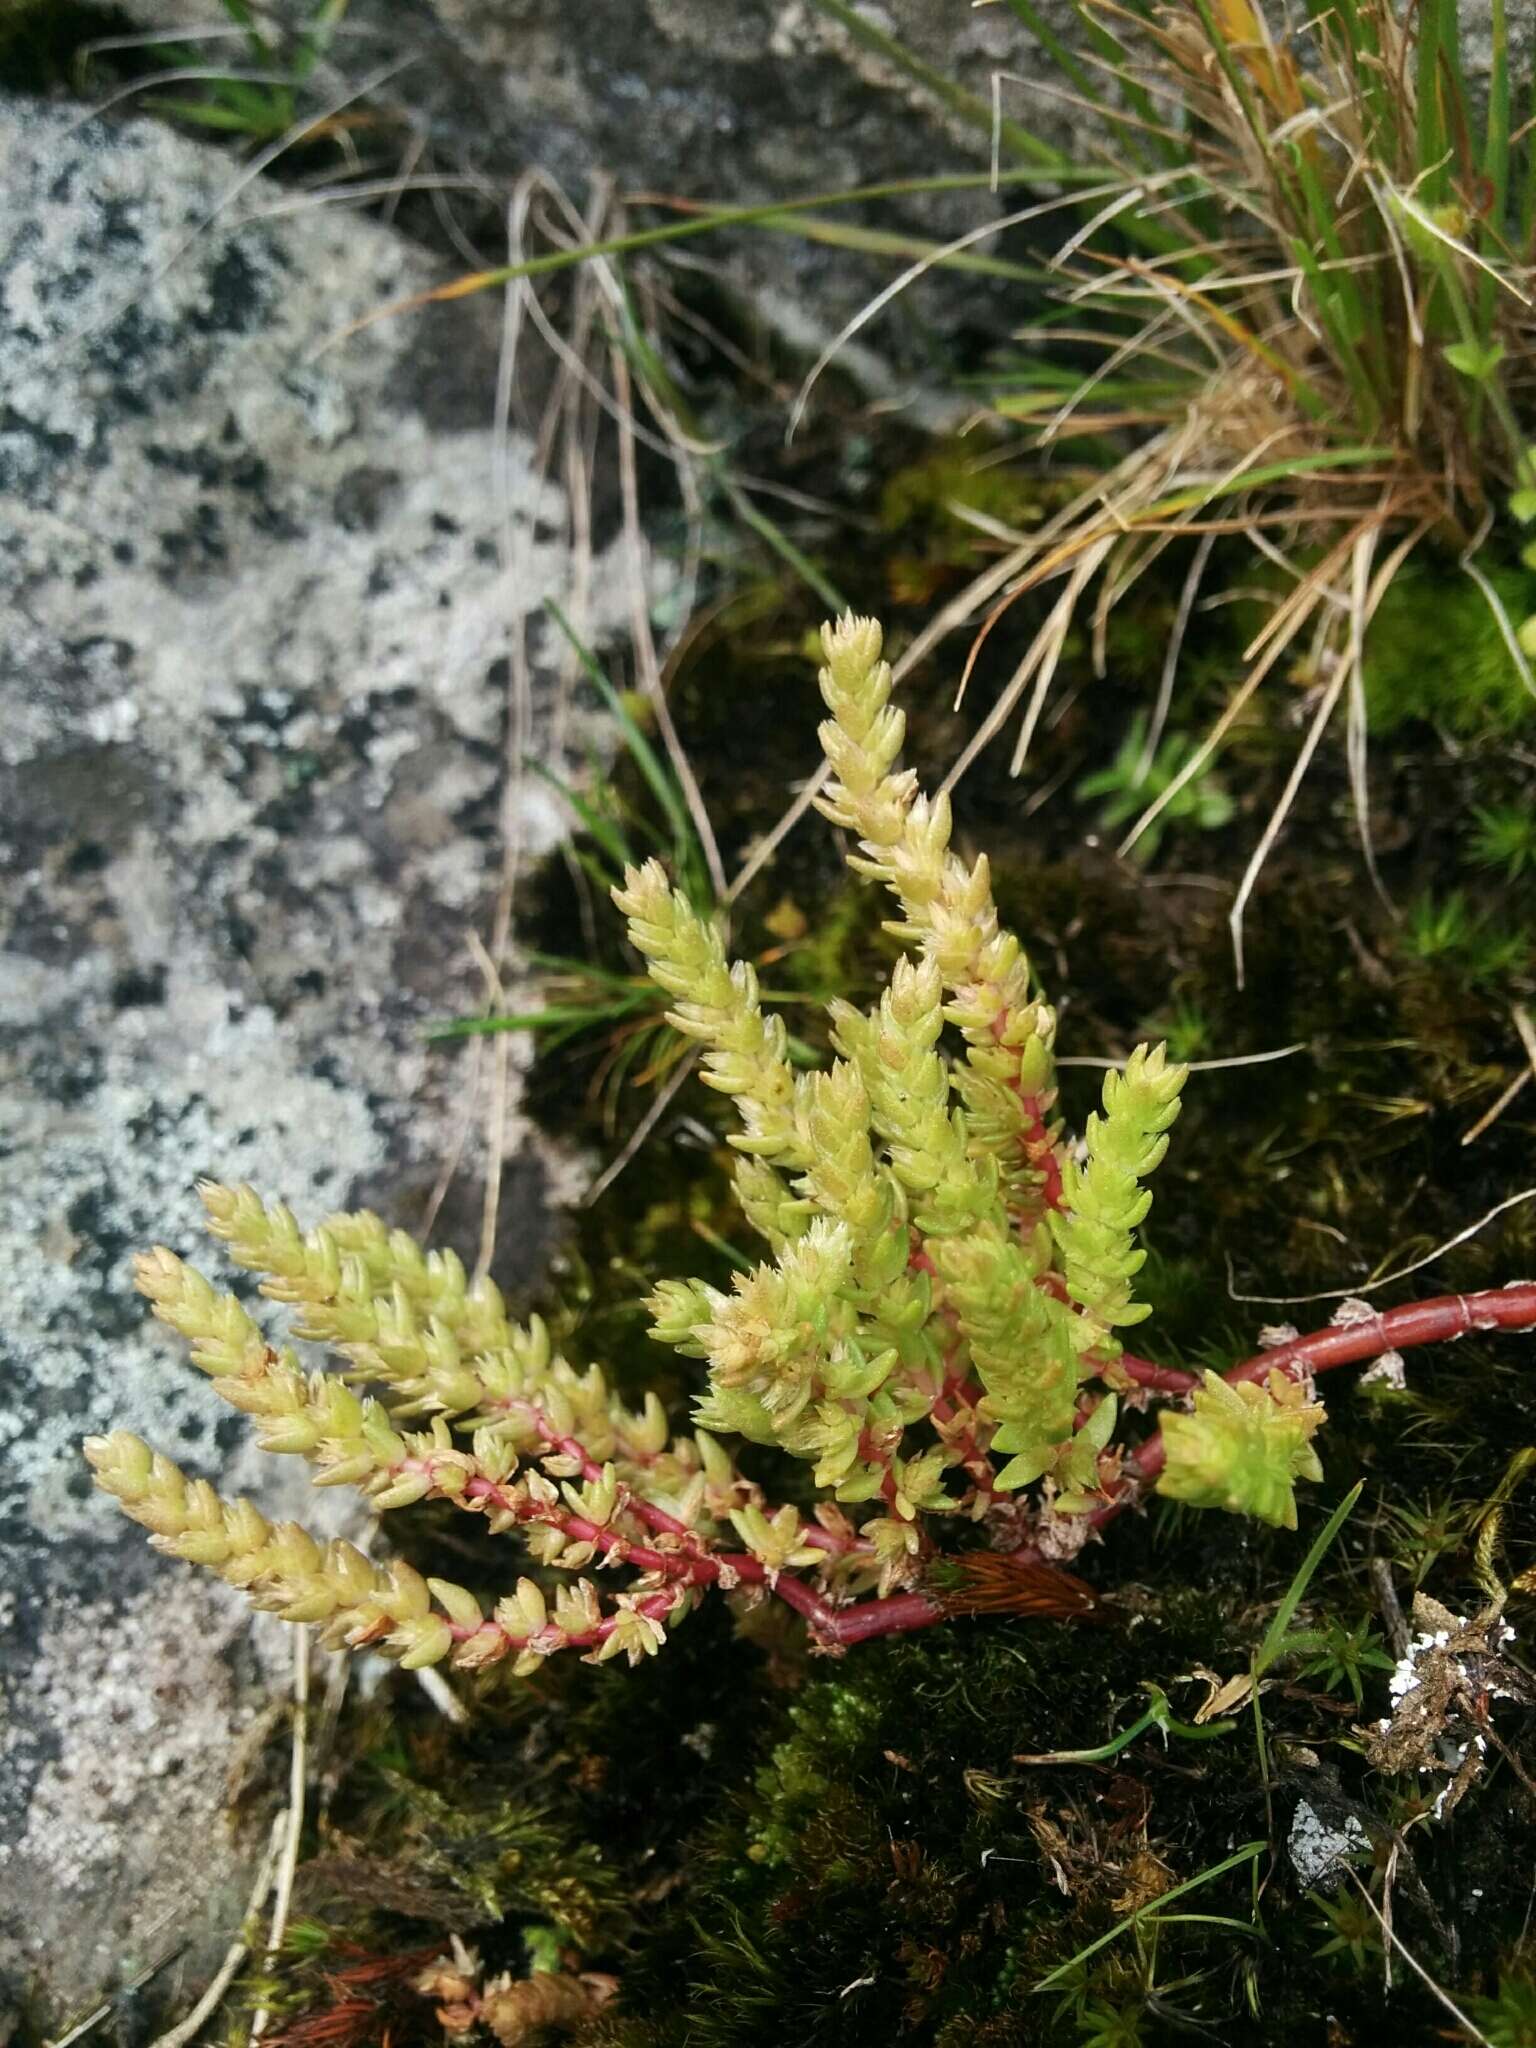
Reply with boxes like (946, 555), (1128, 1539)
(1469, 804), (1536, 880)
(1309, 1887), (1384, 1975)
(1143, 997), (1214, 1065)
(1284, 1614), (1394, 1708)
(1380, 1492), (1474, 1590)
(1077, 716), (1234, 862)
(1076, 1996), (1149, 2048)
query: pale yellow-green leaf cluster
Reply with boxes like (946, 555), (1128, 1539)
(1051, 1042), (1187, 1355)
(1158, 1370), (1326, 1531)
(814, 614), (1061, 1224)
(86, 610), (1320, 1684)
(616, 614), (1191, 1518)
(91, 1184), (723, 1671)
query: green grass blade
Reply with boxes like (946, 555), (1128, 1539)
(425, 996), (652, 1043)
(718, 478), (846, 614)
(1187, 0), (1272, 167)
(523, 951), (648, 989)
(1062, 0), (1166, 143)
(214, 0), (273, 67)
(543, 602), (698, 884)
(140, 93), (288, 134)
(523, 755), (635, 876)
(997, 0), (1103, 106)
(1286, 234), (1379, 428)
(293, 0), (350, 83)
(390, 170), (1112, 307)
(1253, 1480), (1364, 1678)
(1146, 444), (1396, 519)
(1479, 0), (1510, 330)
(747, 210), (1046, 284)
(599, 271), (851, 620)
(1033, 1841), (1265, 1991)
(1415, 0), (1456, 206)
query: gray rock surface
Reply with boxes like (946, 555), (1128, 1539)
(106, 0), (1082, 380)
(0, 96), (630, 2033)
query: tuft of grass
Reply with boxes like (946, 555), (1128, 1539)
(79, 0), (366, 149)
(937, 0), (1536, 976)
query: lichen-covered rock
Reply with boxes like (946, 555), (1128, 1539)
(102, 0), (1071, 380)
(0, 96), (632, 2030)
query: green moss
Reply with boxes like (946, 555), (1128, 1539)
(879, 443), (1049, 544)
(1363, 558), (1536, 734)
(1397, 887), (1532, 991)
(1470, 1971), (1536, 2048)
(1469, 802), (1536, 879)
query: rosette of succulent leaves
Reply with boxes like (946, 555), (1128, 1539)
(87, 617), (1536, 1676)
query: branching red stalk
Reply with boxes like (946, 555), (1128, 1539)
(446, 1586), (680, 1663)
(1225, 1284), (1536, 1383)
(1017, 1091), (1065, 1213)
(459, 1287), (1536, 1655)
(1090, 1282), (1536, 1535)
(770, 1570), (944, 1647)
(931, 1387), (1001, 1497)
(502, 1394), (712, 1550)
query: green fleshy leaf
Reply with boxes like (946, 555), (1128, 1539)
(1444, 339), (1506, 381)
(1157, 1371), (1326, 1531)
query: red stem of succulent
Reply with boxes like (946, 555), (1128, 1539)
(1224, 1283), (1536, 1382)
(1118, 1352), (1200, 1394)
(1017, 1091), (1064, 1213)
(931, 1387), (1000, 1498)
(505, 1395), (716, 1551)
(821, 1590), (947, 1645)
(1089, 1281), (1536, 1535)
(468, 1285), (1536, 1657)
(770, 1571), (945, 1647)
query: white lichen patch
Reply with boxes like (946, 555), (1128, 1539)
(0, 96), (643, 2024)
(1287, 1800), (1371, 1890)
(1357, 1348), (1406, 1391)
